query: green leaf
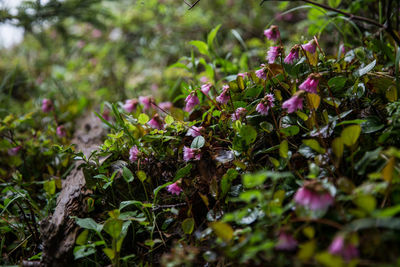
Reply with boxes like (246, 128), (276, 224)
(74, 245), (96, 260)
(122, 167), (134, 183)
(332, 137), (344, 158)
(353, 195), (376, 213)
(220, 169), (239, 198)
(280, 125), (299, 136)
(138, 113), (149, 124)
(103, 248), (115, 260)
(279, 140), (289, 158)
(74, 217), (103, 233)
(182, 218), (195, 234)
(328, 0), (341, 8)
(361, 116), (384, 133)
(341, 125), (361, 146)
(207, 24), (221, 49)
(165, 115), (174, 125)
(239, 125), (257, 145)
(328, 76), (347, 92)
(104, 218), (123, 239)
(189, 40), (209, 56)
(242, 171), (267, 188)
(354, 59), (376, 77)
(175, 164), (192, 179)
(260, 121), (274, 133)
(302, 139), (326, 154)
(136, 170), (147, 182)
(210, 222), (234, 242)
(76, 230), (89, 245)
(191, 136), (205, 149)
(43, 180), (56, 196)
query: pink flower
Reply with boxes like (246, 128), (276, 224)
(237, 73), (247, 78)
(231, 107), (247, 121)
(129, 146), (139, 162)
(184, 92), (200, 112)
(216, 85), (230, 104)
(200, 76), (209, 83)
(183, 146), (201, 161)
(167, 182), (183, 195)
(329, 236), (359, 261)
(201, 83), (212, 95)
(123, 99), (138, 113)
(264, 25), (280, 41)
(77, 40), (86, 49)
(275, 232), (298, 251)
(284, 45), (300, 64)
(282, 95), (303, 113)
(256, 94), (275, 115)
(139, 96), (152, 111)
(267, 46), (281, 64)
(8, 146), (21, 156)
(255, 67), (267, 80)
(42, 99), (53, 113)
(56, 125), (66, 137)
(102, 109), (111, 121)
(148, 115), (163, 130)
(158, 101), (173, 110)
(299, 74), (319, 93)
(187, 126), (203, 137)
(91, 29), (102, 38)
(294, 185), (334, 211)
(302, 40), (317, 54)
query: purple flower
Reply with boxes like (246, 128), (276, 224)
(187, 126), (203, 137)
(256, 94), (275, 115)
(139, 96), (152, 111)
(184, 92), (200, 112)
(329, 236), (359, 261)
(42, 99), (53, 113)
(201, 83), (212, 95)
(102, 109), (111, 121)
(56, 125), (66, 137)
(167, 182), (183, 195)
(123, 99), (138, 113)
(284, 45), (300, 64)
(282, 95), (303, 113)
(267, 46), (281, 64)
(294, 185), (334, 211)
(77, 40), (86, 49)
(256, 67), (267, 80)
(200, 76), (209, 83)
(159, 101), (173, 110)
(148, 115), (163, 130)
(183, 146), (201, 161)
(302, 40), (317, 54)
(216, 85), (230, 104)
(8, 146), (21, 156)
(299, 74), (319, 93)
(231, 107), (247, 121)
(129, 145), (139, 162)
(264, 25), (280, 41)
(275, 232), (298, 251)
(237, 72), (247, 78)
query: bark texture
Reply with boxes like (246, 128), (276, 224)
(40, 113), (105, 267)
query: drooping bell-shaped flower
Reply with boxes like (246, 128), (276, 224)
(139, 96), (152, 111)
(129, 145), (139, 162)
(184, 92), (200, 112)
(284, 45), (300, 64)
(123, 99), (138, 113)
(148, 114), (164, 130)
(302, 40), (317, 54)
(56, 125), (66, 137)
(294, 182), (334, 212)
(275, 232), (298, 251)
(267, 46), (281, 64)
(216, 85), (230, 105)
(42, 99), (53, 113)
(264, 25), (280, 41)
(231, 107), (247, 121)
(187, 126), (203, 137)
(329, 236), (359, 261)
(8, 146), (22, 156)
(201, 83), (212, 95)
(299, 73), (320, 94)
(282, 94), (303, 113)
(158, 101), (173, 110)
(256, 93), (275, 115)
(167, 182), (183, 195)
(183, 146), (201, 161)
(256, 65), (267, 80)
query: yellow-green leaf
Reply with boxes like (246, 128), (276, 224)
(210, 222), (234, 242)
(279, 140), (288, 158)
(307, 93), (321, 110)
(303, 139), (325, 154)
(341, 125), (361, 146)
(332, 137), (344, 158)
(382, 157), (395, 182)
(182, 218), (195, 234)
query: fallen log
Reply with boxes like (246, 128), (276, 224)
(40, 113), (105, 266)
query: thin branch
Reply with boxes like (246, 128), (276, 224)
(188, 0), (201, 10)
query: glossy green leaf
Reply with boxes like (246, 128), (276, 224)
(341, 125), (361, 146)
